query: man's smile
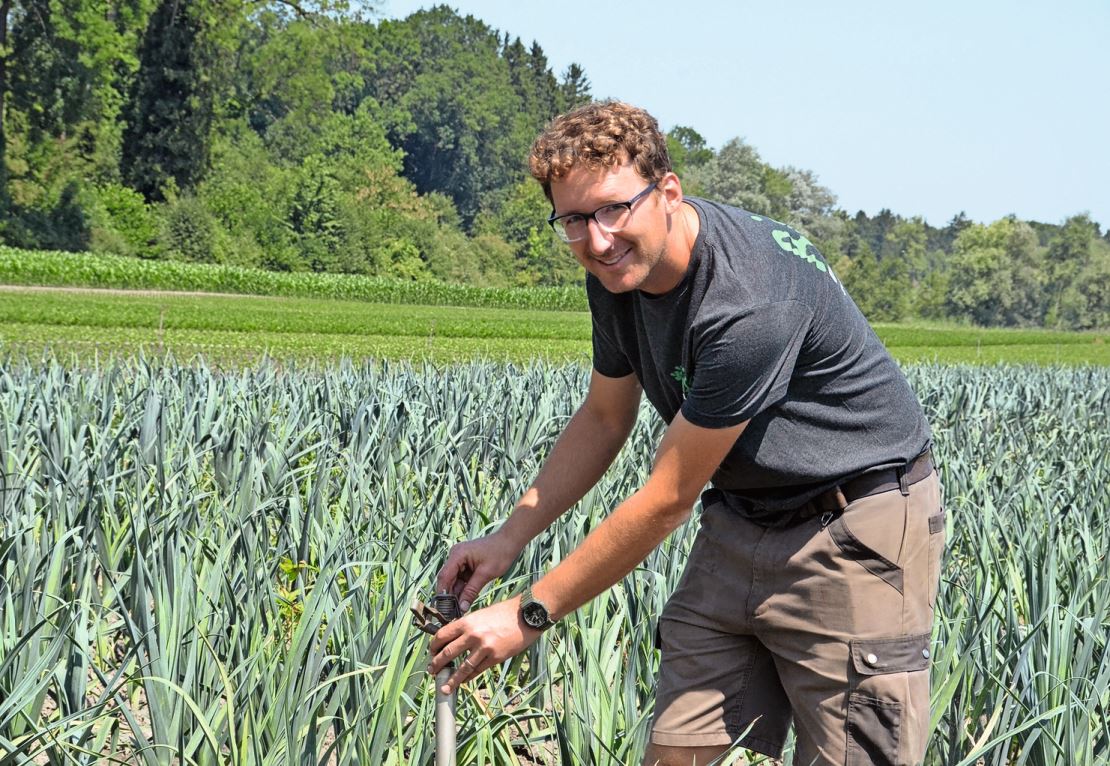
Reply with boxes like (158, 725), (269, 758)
(592, 249), (630, 268)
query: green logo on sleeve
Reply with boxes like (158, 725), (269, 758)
(772, 229), (825, 271)
(769, 227), (845, 293)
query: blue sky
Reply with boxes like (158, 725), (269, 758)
(381, 0), (1109, 229)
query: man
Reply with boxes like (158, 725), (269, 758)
(428, 101), (944, 766)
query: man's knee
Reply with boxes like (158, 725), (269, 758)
(641, 743), (731, 766)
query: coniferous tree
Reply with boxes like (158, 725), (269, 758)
(933, 211), (971, 252)
(503, 35), (529, 104)
(559, 62), (591, 109)
(121, 0), (217, 201)
(527, 41), (558, 118)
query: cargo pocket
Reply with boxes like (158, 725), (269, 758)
(847, 694), (901, 766)
(927, 509), (946, 609)
(827, 512), (904, 595)
(847, 632), (931, 766)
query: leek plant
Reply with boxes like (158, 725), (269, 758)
(0, 356), (1106, 764)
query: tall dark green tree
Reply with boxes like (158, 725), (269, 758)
(558, 62), (591, 109)
(1, 0), (151, 248)
(852, 208), (899, 258)
(931, 211), (971, 252)
(371, 7), (532, 225)
(121, 0), (218, 201)
(527, 41), (558, 118)
(502, 35), (528, 103)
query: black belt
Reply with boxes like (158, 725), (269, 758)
(814, 448), (935, 513)
(703, 449), (935, 526)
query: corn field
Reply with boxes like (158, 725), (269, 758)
(1, 356), (1108, 765)
(0, 248), (587, 312)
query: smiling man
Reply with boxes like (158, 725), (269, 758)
(428, 101), (944, 766)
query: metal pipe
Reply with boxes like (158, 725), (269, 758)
(432, 592), (461, 766)
(434, 666), (457, 766)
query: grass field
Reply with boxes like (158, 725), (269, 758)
(1, 286), (1107, 366)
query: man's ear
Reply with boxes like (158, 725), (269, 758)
(658, 171), (684, 214)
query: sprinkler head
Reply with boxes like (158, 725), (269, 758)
(410, 592), (462, 635)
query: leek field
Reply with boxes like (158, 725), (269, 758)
(1, 356), (1108, 765)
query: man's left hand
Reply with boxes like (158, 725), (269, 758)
(427, 596), (541, 694)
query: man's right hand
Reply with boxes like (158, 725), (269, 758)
(435, 530), (522, 612)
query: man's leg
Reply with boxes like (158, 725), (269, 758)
(649, 502), (793, 760)
(756, 471), (944, 765)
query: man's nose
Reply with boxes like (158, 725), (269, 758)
(585, 218), (613, 255)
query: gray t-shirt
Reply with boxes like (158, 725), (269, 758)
(588, 197), (931, 520)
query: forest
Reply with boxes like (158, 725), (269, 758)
(2, 0), (1107, 329)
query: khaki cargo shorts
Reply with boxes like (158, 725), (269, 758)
(651, 471), (944, 765)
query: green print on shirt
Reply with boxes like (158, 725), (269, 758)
(771, 229), (827, 272)
(761, 220), (845, 292)
(671, 366), (691, 397)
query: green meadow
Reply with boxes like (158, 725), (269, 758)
(1, 287), (1106, 366)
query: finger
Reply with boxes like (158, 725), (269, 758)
(435, 549), (468, 593)
(427, 624), (456, 658)
(456, 573), (490, 613)
(450, 573), (470, 599)
(442, 652), (490, 695)
(428, 631), (472, 675)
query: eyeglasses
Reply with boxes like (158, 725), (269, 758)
(547, 182), (658, 243)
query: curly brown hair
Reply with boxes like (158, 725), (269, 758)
(529, 100), (672, 200)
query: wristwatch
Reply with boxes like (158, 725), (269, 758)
(519, 585), (555, 631)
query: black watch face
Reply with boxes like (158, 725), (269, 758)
(522, 600), (549, 629)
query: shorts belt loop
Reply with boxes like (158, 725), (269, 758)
(897, 464), (910, 496)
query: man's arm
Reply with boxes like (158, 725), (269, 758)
(429, 411), (748, 693)
(528, 412), (747, 620)
(499, 369), (643, 549)
(436, 370), (642, 610)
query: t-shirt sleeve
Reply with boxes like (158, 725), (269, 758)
(590, 311), (634, 378)
(681, 300), (813, 428)
(587, 278), (634, 378)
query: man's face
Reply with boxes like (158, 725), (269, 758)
(549, 162), (680, 295)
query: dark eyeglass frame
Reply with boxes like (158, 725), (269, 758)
(547, 182), (658, 243)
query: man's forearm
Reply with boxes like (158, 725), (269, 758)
(531, 483), (691, 621)
(528, 413), (748, 622)
(497, 402), (635, 550)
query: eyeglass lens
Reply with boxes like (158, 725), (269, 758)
(558, 205), (632, 242)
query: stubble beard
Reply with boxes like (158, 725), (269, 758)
(587, 231), (669, 294)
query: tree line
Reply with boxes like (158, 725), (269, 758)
(2, 1), (1107, 329)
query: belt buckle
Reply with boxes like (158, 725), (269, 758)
(817, 485), (849, 528)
